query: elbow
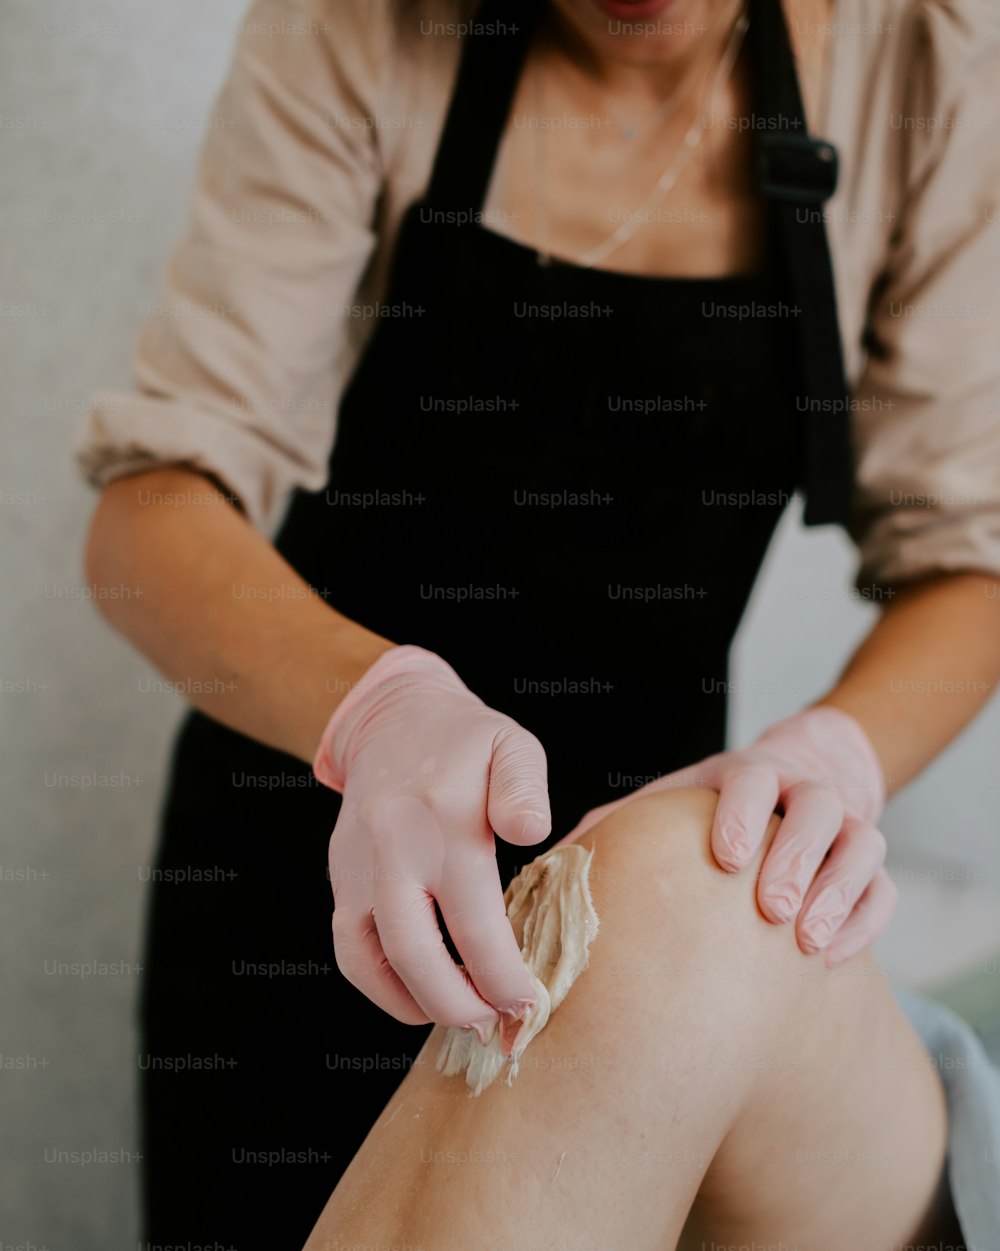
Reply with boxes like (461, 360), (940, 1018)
(83, 490), (118, 623)
(83, 477), (141, 627)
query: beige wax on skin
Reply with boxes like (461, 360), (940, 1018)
(435, 843), (600, 1097)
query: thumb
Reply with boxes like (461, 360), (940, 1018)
(487, 724), (552, 846)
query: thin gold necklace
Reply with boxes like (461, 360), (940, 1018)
(601, 70), (689, 143)
(533, 2), (750, 269)
(592, 18), (713, 143)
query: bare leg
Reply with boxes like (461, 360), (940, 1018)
(303, 788), (953, 1250)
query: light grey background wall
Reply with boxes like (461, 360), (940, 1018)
(2, 1), (998, 1246)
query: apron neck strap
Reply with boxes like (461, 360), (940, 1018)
(422, 0), (854, 529)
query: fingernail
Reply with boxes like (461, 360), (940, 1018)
(800, 917), (836, 953)
(719, 825), (751, 868)
(762, 891), (799, 924)
(823, 944), (850, 968)
(501, 998), (536, 1032)
(517, 811), (550, 841)
(466, 1016), (497, 1046)
(498, 998), (536, 1056)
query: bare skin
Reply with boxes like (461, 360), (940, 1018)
(302, 788), (958, 1251)
(821, 571), (1000, 793)
(84, 467), (395, 763)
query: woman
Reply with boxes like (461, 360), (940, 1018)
(303, 786), (1000, 1249)
(77, 0), (1000, 1246)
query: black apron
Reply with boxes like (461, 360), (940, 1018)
(139, 0), (849, 1246)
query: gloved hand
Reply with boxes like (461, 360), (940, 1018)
(557, 705), (894, 966)
(313, 644), (550, 1045)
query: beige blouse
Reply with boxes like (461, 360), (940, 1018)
(74, 0), (1000, 589)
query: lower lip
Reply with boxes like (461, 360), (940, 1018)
(595, 0), (680, 21)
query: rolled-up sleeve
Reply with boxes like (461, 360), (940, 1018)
(74, 0), (388, 532)
(848, 0), (1000, 590)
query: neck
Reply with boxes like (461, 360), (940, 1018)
(540, 0), (747, 104)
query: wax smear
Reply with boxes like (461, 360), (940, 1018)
(435, 843), (600, 1096)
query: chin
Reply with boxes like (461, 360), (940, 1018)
(550, 0), (713, 65)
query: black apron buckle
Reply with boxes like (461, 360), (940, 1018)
(754, 133), (839, 205)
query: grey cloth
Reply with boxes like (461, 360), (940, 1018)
(896, 987), (1000, 1250)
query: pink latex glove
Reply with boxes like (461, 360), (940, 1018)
(557, 705), (895, 966)
(313, 644), (550, 1043)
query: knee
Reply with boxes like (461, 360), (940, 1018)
(570, 786), (810, 997)
(575, 787), (778, 932)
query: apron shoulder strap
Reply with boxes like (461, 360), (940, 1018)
(750, 0), (854, 528)
(423, 0), (542, 212)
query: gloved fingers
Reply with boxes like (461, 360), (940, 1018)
(487, 724), (552, 846)
(754, 782), (843, 923)
(796, 816), (888, 955)
(372, 877), (500, 1038)
(710, 763), (780, 872)
(436, 856), (538, 1028)
(330, 906), (431, 1026)
(820, 867), (898, 967)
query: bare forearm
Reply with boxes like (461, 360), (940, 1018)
(818, 571), (1000, 795)
(84, 467), (395, 762)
